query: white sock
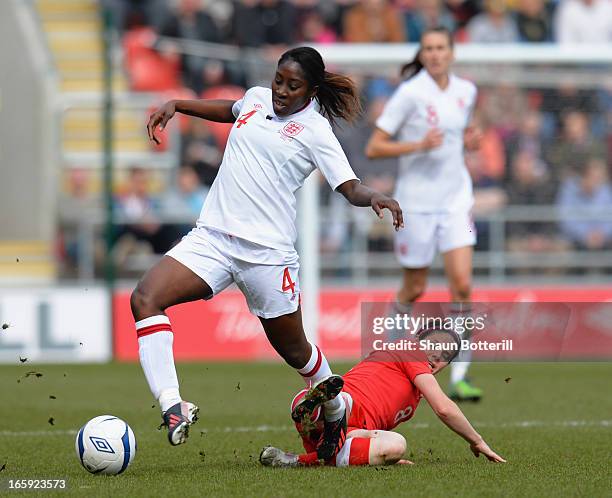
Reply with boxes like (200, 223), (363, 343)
(450, 348), (472, 384)
(297, 343), (346, 421)
(136, 315), (182, 412)
(449, 302), (473, 385)
(387, 301), (413, 340)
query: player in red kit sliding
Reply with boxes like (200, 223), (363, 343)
(260, 328), (505, 467)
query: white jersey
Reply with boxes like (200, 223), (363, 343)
(376, 69), (477, 213)
(198, 86), (358, 251)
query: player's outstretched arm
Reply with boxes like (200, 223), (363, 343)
(147, 99), (236, 144)
(365, 128), (443, 159)
(414, 373), (506, 463)
(336, 179), (404, 231)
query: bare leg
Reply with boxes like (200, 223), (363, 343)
(397, 267), (429, 304)
(131, 255), (212, 320)
(259, 308), (312, 367)
(442, 246), (473, 303)
(442, 246), (477, 391)
(131, 256), (212, 421)
(346, 429), (407, 465)
(289, 429), (407, 467)
(260, 308), (347, 460)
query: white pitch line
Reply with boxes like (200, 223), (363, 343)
(0, 420), (610, 437)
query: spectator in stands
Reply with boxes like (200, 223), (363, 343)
(507, 150), (555, 206)
(181, 119), (223, 187)
(325, 0), (360, 39)
(123, 12), (181, 92)
(100, 0), (170, 32)
(161, 164), (209, 235)
(231, 0), (296, 47)
(158, 0), (222, 90)
(464, 113), (507, 250)
(58, 169), (100, 275)
(300, 11), (338, 43)
(598, 85), (612, 165)
(480, 85), (527, 140)
(444, 0), (480, 33)
(113, 167), (184, 255)
(466, 0), (519, 43)
(506, 151), (565, 267)
(343, 0), (405, 42)
(546, 110), (608, 179)
(557, 158), (612, 250)
(514, 0), (552, 42)
(403, 0), (456, 42)
(504, 110), (549, 180)
(555, 0), (612, 43)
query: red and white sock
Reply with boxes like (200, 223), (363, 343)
(297, 438), (371, 467)
(136, 315), (182, 412)
(297, 343), (346, 422)
(335, 437), (371, 466)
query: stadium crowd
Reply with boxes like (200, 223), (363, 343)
(59, 0), (612, 276)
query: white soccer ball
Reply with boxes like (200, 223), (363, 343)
(75, 415), (136, 475)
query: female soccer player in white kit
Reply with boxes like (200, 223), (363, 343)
(134, 47), (403, 460)
(366, 27), (482, 401)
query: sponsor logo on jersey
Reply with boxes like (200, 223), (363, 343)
(254, 103), (263, 109)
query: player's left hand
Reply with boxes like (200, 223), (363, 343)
(396, 459), (414, 465)
(463, 126), (482, 151)
(371, 194), (404, 231)
(470, 440), (506, 463)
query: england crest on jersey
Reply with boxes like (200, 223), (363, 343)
(281, 121), (304, 138)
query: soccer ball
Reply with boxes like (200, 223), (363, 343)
(75, 415), (136, 475)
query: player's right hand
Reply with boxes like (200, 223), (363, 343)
(470, 440), (506, 463)
(421, 128), (443, 151)
(147, 101), (176, 145)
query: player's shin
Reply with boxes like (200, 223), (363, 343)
(386, 301), (413, 340)
(297, 342), (345, 421)
(449, 302), (472, 384)
(136, 315), (182, 412)
(450, 347), (472, 384)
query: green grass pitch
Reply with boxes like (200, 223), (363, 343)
(1, 361), (611, 497)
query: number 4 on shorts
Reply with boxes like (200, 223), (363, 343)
(282, 267), (296, 293)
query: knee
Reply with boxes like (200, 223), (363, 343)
(451, 278), (471, 302)
(398, 282), (426, 303)
(381, 433), (407, 465)
(130, 281), (162, 319)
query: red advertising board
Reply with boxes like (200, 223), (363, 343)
(114, 287), (612, 361)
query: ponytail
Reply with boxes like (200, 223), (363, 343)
(400, 50), (423, 79)
(278, 46), (361, 126)
(317, 71), (362, 125)
(400, 26), (454, 80)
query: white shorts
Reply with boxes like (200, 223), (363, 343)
(166, 226), (300, 319)
(395, 210), (476, 268)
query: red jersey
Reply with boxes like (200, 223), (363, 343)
(343, 349), (432, 431)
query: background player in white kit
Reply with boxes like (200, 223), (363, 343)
(135, 47), (403, 461)
(366, 27), (483, 401)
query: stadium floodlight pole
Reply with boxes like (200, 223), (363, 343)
(101, 8), (115, 290)
(298, 173), (320, 344)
